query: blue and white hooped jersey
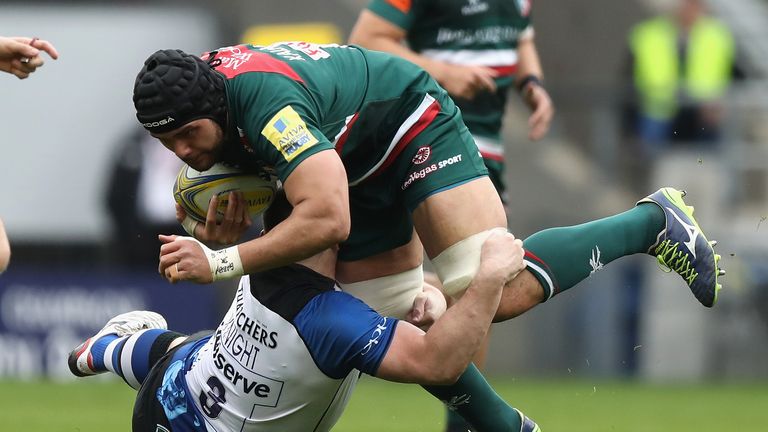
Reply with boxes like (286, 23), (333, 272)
(157, 264), (399, 431)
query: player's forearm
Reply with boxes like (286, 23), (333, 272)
(515, 38), (544, 84)
(351, 34), (448, 87)
(419, 274), (503, 382)
(238, 204), (349, 274)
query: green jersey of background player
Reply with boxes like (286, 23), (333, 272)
(350, 0), (554, 199)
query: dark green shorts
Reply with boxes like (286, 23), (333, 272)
(339, 92), (489, 261)
(483, 157), (506, 202)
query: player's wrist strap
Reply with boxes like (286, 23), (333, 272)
(517, 74), (543, 93)
(177, 236), (244, 281)
(206, 246), (244, 281)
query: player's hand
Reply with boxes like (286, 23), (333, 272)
(477, 229), (526, 289)
(522, 83), (554, 141)
(406, 282), (448, 330)
(0, 36), (58, 79)
(158, 234), (213, 284)
(436, 63), (498, 100)
(175, 203), (189, 225)
(191, 191), (251, 246)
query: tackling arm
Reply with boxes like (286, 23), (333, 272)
(374, 230), (524, 385)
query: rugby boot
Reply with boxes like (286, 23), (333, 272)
(637, 187), (724, 307)
(68, 310), (167, 377)
(516, 408), (542, 432)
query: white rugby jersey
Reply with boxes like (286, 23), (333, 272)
(155, 264), (399, 431)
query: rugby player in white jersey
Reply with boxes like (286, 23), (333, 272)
(68, 190), (540, 432)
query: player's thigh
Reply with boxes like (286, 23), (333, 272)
(132, 335), (208, 431)
(335, 186), (425, 282)
(412, 176), (506, 258)
(338, 91), (502, 276)
(336, 231), (424, 283)
(402, 101), (507, 258)
(339, 180), (415, 262)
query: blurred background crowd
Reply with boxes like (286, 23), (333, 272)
(1, 0), (767, 385)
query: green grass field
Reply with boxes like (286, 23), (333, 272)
(2, 376), (767, 431)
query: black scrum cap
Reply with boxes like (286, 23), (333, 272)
(133, 49), (227, 134)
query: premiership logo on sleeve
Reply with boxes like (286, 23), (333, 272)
(261, 106), (319, 162)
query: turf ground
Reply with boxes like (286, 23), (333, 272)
(3, 376), (767, 431)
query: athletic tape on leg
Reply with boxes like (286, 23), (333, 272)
(339, 266), (424, 320)
(431, 228), (507, 298)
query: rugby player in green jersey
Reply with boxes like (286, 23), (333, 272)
(134, 43), (723, 431)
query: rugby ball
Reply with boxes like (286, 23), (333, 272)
(173, 163), (277, 223)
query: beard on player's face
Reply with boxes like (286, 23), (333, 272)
(156, 118), (224, 171)
(185, 131), (224, 171)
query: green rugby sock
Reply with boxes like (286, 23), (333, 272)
(422, 364), (522, 431)
(523, 203), (665, 299)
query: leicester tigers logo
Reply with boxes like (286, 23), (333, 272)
(515, 0), (531, 17)
(412, 146), (431, 165)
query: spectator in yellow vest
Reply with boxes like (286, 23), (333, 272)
(625, 0), (739, 151)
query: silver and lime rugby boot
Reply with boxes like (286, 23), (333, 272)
(515, 408), (541, 432)
(638, 187), (725, 307)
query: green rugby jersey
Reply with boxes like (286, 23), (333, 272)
(208, 43), (449, 184)
(367, 0), (533, 161)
